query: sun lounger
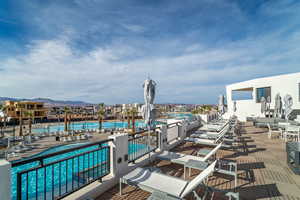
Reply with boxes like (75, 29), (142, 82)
(80, 135), (87, 140)
(191, 124), (230, 139)
(66, 136), (72, 142)
(199, 124), (224, 132)
(156, 143), (222, 165)
(186, 126), (227, 146)
(185, 137), (221, 146)
(120, 161), (217, 199)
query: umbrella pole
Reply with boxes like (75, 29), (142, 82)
(148, 124), (151, 162)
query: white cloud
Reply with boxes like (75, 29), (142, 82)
(1, 23), (300, 105)
(1, 0), (300, 104)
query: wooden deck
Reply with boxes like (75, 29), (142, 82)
(96, 122), (300, 200)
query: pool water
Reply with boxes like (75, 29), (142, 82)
(11, 142), (147, 200)
(167, 113), (194, 120)
(33, 121), (147, 133)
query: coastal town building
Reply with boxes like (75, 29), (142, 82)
(3, 100), (47, 122)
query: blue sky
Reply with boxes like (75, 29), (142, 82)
(0, 0), (300, 104)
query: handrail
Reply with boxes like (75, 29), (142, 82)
(17, 146), (110, 175)
(15, 144), (111, 200)
(11, 138), (113, 167)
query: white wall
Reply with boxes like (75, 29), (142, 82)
(225, 72), (300, 121)
(0, 160), (11, 200)
(166, 125), (179, 143)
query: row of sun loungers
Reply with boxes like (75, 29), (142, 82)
(120, 117), (240, 199)
(60, 135), (88, 142)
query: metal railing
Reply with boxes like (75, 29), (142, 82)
(12, 139), (112, 200)
(128, 128), (159, 163)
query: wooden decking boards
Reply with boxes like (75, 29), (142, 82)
(96, 122), (300, 200)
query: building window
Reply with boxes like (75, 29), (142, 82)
(256, 87), (271, 103)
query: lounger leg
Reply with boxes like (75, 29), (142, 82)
(119, 179), (122, 196)
(184, 166), (186, 180)
(235, 174), (237, 190)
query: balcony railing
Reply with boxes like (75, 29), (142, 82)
(11, 139), (112, 200)
(128, 128), (159, 163)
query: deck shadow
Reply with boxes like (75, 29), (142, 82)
(238, 184), (281, 200)
(237, 162), (266, 170)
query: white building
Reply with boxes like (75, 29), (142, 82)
(224, 72), (300, 121)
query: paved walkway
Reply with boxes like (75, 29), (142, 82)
(96, 122), (300, 200)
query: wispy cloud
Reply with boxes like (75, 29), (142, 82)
(0, 0), (300, 104)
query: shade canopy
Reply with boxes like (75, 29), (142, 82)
(233, 101), (237, 112)
(284, 94), (293, 120)
(260, 97), (267, 114)
(274, 93), (282, 118)
(0, 111), (4, 118)
(142, 78), (156, 127)
(218, 95), (225, 115)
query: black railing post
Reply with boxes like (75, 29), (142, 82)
(17, 172), (22, 200)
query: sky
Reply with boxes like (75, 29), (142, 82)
(0, 0), (300, 104)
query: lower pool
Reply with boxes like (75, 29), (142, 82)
(11, 142), (147, 200)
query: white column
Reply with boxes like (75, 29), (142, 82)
(0, 160), (11, 200)
(108, 133), (128, 177)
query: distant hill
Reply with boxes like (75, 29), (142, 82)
(0, 97), (93, 106)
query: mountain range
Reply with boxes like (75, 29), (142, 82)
(0, 97), (93, 106)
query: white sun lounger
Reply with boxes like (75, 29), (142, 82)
(120, 161), (217, 199)
(156, 142), (222, 165)
(199, 120), (229, 131)
(191, 124), (230, 139)
(184, 135), (224, 147)
(199, 124), (223, 132)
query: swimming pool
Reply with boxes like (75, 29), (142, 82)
(167, 113), (194, 120)
(11, 142), (148, 200)
(32, 121), (147, 133)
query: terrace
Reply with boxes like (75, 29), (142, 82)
(2, 116), (300, 200)
(94, 122), (300, 200)
(2, 118), (201, 200)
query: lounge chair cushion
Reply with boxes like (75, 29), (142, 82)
(156, 151), (206, 165)
(157, 143), (222, 165)
(122, 167), (188, 197)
